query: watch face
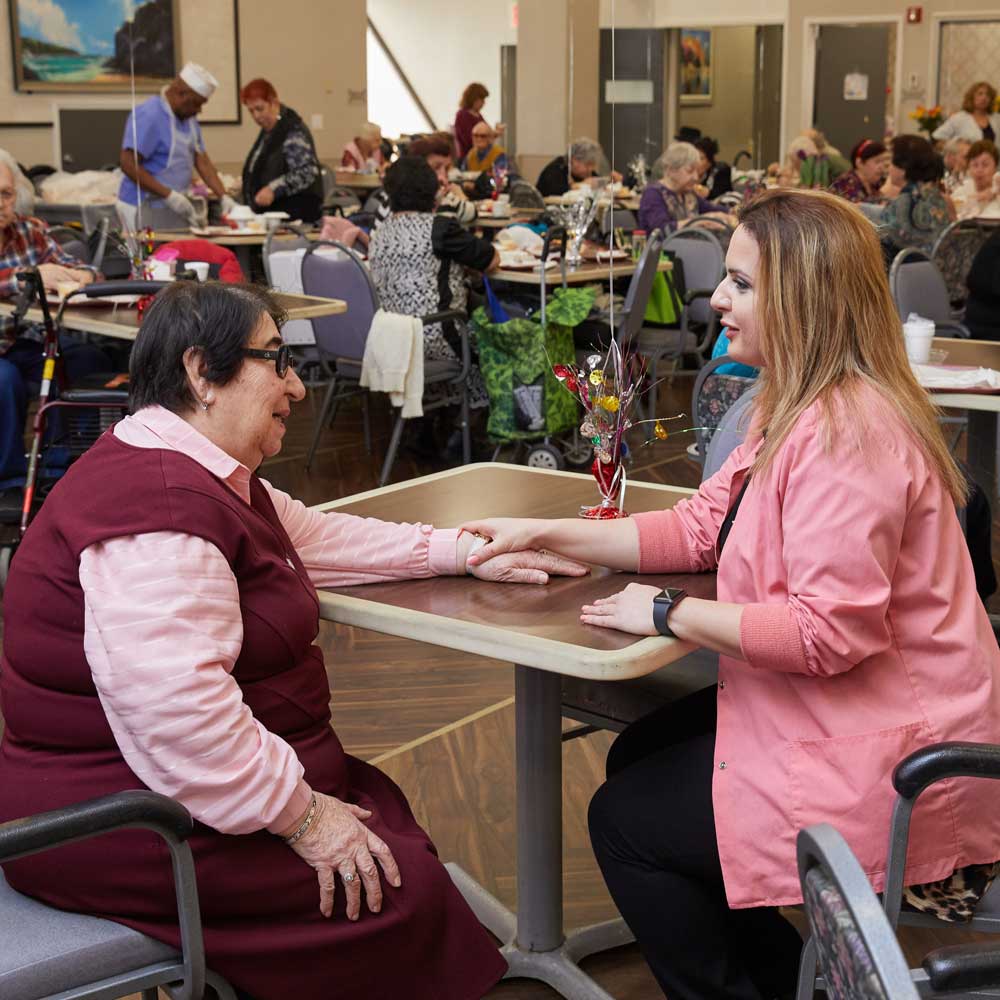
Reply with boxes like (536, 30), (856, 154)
(665, 587), (686, 601)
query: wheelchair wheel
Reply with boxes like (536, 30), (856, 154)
(526, 443), (565, 471)
(563, 437), (594, 467)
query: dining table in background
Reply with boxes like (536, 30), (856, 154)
(0, 290), (347, 343)
(334, 170), (382, 192)
(314, 463), (717, 1000)
(492, 256), (671, 287)
(927, 336), (1000, 498)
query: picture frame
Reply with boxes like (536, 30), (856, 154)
(8, 0), (178, 93)
(680, 28), (713, 105)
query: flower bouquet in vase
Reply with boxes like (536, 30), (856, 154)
(909, 105), (944, 140)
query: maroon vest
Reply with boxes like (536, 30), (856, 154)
(0, 430), (347, 811)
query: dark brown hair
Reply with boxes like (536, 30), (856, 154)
(407, 132), (453, 159)
(460, 82), (488, 109)
(962, 81), (998, 114)
(967, 139), (999, 166)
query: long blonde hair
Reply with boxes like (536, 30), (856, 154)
(737, 188), (966, 505)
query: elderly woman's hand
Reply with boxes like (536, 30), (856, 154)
(287, 792), (401, 920)
(580, 582), (660, 635)
(469, 548), (589, 584)
(254, 186), (276, 208)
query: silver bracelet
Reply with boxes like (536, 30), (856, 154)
(284, 794), (318, 845)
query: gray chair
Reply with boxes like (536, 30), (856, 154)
(262, 228), (312, 286)
(634, 227), (726, 418)
(300, 241), (473, 485)
(47, 224), (91, 265)
(889, 248), (971, 338)
(798, 823), (920, 1000)
(600, 206), (638, 237)
(0, 790), (236, 1000)
(509, 180), (545, 211)
(796, 742), (1000, 999)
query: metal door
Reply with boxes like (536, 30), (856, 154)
(598, 28), (664, 175)
(501, 44), (517, 159)
(752, 25), (783, 168)
(813, 23), (889, 155)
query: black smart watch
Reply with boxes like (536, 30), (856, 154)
(652, 587), (688, 637)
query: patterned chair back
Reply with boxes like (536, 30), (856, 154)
(798, 824), (919, 1000)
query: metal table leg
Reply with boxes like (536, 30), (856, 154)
(446, 663), (635, 999)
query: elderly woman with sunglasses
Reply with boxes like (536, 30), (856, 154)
(0, 281), (587, 1000)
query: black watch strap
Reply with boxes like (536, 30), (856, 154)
(653, 588), (687, 637)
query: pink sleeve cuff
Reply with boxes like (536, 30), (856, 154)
(428, 527), (461, 575)
(266, 778), (313, 835)
(740, 603), (808, 673)
(633, 510), (694, 573)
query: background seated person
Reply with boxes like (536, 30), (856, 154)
(879, 134), (952, 256)
(342, 122), (386, 174)
(942, 137), (972, 192)
(953, 139), (1000, 219)
(693, 136), (733, 200)
(372, 132), (476, 231)
(369, 157), (498, 417)
(240, 77), (323, 223)
(462, 122), (508, 175)
(0, 280), (587, 1000)
(964, 226), (1000, 340)
(828, 138), (889, 204)
(536, 138), (620, 198)
(0, 151), (101, 522)
(638, 142), (735, 234)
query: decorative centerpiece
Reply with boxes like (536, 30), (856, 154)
(552, 339), (686, 519)
(550, 191), (601, 264)
(909, 105), (944, 140)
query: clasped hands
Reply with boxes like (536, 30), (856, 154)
(462, 517), (659, 634)
(458, 528), (588, 585)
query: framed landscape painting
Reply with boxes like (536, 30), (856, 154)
(9, 0), (177, 92)
(680, 28), (713, 104)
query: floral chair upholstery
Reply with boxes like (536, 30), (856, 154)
(693, 371), (757, 462)
(932, 221), (996, 310)
(803, 865), (889, 1000)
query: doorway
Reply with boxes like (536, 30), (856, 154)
(812, 22), (896, 154)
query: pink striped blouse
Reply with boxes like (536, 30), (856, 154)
(79, 406), (461, 836)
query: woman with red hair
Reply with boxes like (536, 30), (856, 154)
(240, 77), (323, 222)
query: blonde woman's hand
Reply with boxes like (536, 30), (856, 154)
(459, 518), (546, 565)
(580, 582), (661, 635)
(287, 792), (401, 920)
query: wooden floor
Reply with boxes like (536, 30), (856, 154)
(1, 375), (994, 999)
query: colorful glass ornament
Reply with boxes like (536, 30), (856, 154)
(654, 421), (668, 440)
(586, 353), (602, 369)
(601, 395), (620, 412)
(589, 370), (604, 386)
(552, 364), (570, 380)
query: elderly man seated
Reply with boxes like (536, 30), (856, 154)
(0, 151), (102, 522)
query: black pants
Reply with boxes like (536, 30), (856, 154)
(588, 685), (803, 999)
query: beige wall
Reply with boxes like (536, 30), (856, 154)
(367, 0), (515, 135)
(516, 0), (599, 183)
(0, 0), (366, 173)
(677, 25), (756, 162)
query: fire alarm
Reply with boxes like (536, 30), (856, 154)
(906, 6), (923, 23)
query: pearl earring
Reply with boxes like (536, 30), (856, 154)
(202, 400), (210, 411)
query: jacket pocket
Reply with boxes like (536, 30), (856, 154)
(787, 721), (957, 876)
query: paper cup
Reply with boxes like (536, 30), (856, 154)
(903, 316), (935, 364)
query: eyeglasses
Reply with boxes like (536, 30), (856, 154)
(242, 344), (297, 377)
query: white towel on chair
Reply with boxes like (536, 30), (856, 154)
(360, 309), (424, 418)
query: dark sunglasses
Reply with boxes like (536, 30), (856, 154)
(242, 345), (297, 377)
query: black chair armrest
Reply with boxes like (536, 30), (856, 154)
(0, 790), (193, 863)
(892, 741), (1000, 801)
(923, 941), (1000, 993)
(419, 309), (467, 326)
(76, 280), (171, 299)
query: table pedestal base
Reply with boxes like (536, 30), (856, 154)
(445, 863), (635, 999)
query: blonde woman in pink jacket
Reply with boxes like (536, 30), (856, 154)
(464, 188), (1000, 1000)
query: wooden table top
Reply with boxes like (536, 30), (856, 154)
(314, 464), (714, 680)
(334, 171), (382, 190)
(0, 290), (346, 341)
(929, 337), (1000, 413)
(148, 229), (323, 248)
(492, 257), (671, 286)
